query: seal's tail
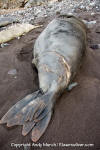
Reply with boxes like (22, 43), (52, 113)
(0, 89), (54, 142)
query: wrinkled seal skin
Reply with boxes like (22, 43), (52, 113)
(0, 15), (87, 142)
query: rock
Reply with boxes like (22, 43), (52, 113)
(8, 69), (17, 75)
(91, 12), (95, 15)
(25, 0), (46, 8)
(1, 43), (10, 48)
(90, 2), (95, 7)
(0, 16), (19, 27)
(29, 18), (35, 24)
(25, 0), (58, 8)
(2, 3), (8, 9)
(86, 6), (90, 11)
(0, 0), (25, 9)
(90, 44), (100, 50)
(67, 82), (78, 91)
(87, 20), (97, 28)
(80, 5), (85, 9)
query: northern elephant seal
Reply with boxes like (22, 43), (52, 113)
(0, 14), (87, 142)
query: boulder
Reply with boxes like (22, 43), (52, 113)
(0, 0), (25, 9)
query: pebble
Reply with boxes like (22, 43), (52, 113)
(90, 44), (100, 50)
(1, 43), (10, 48)
(87, 20), (97, 28)
(67, 82), (78, 91)
(8, 69), (17, 75)
(82, 20), (97, 28)
(91, 12), (95, 15)
(90, 2), (96, 7)
(17, 36), (21, 39)
(86, 6), (90, 11)
(80, 5), (85, 9)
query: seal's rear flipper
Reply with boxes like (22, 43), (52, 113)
(22, 106), (52, 137)
(32, 111), (52, 142)
(0, 89), (54, 141)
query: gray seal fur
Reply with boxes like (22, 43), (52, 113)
(33, 14), (87, 93)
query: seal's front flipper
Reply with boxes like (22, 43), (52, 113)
(0, 90), (41, 126)
(32, 111), (52, 142)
